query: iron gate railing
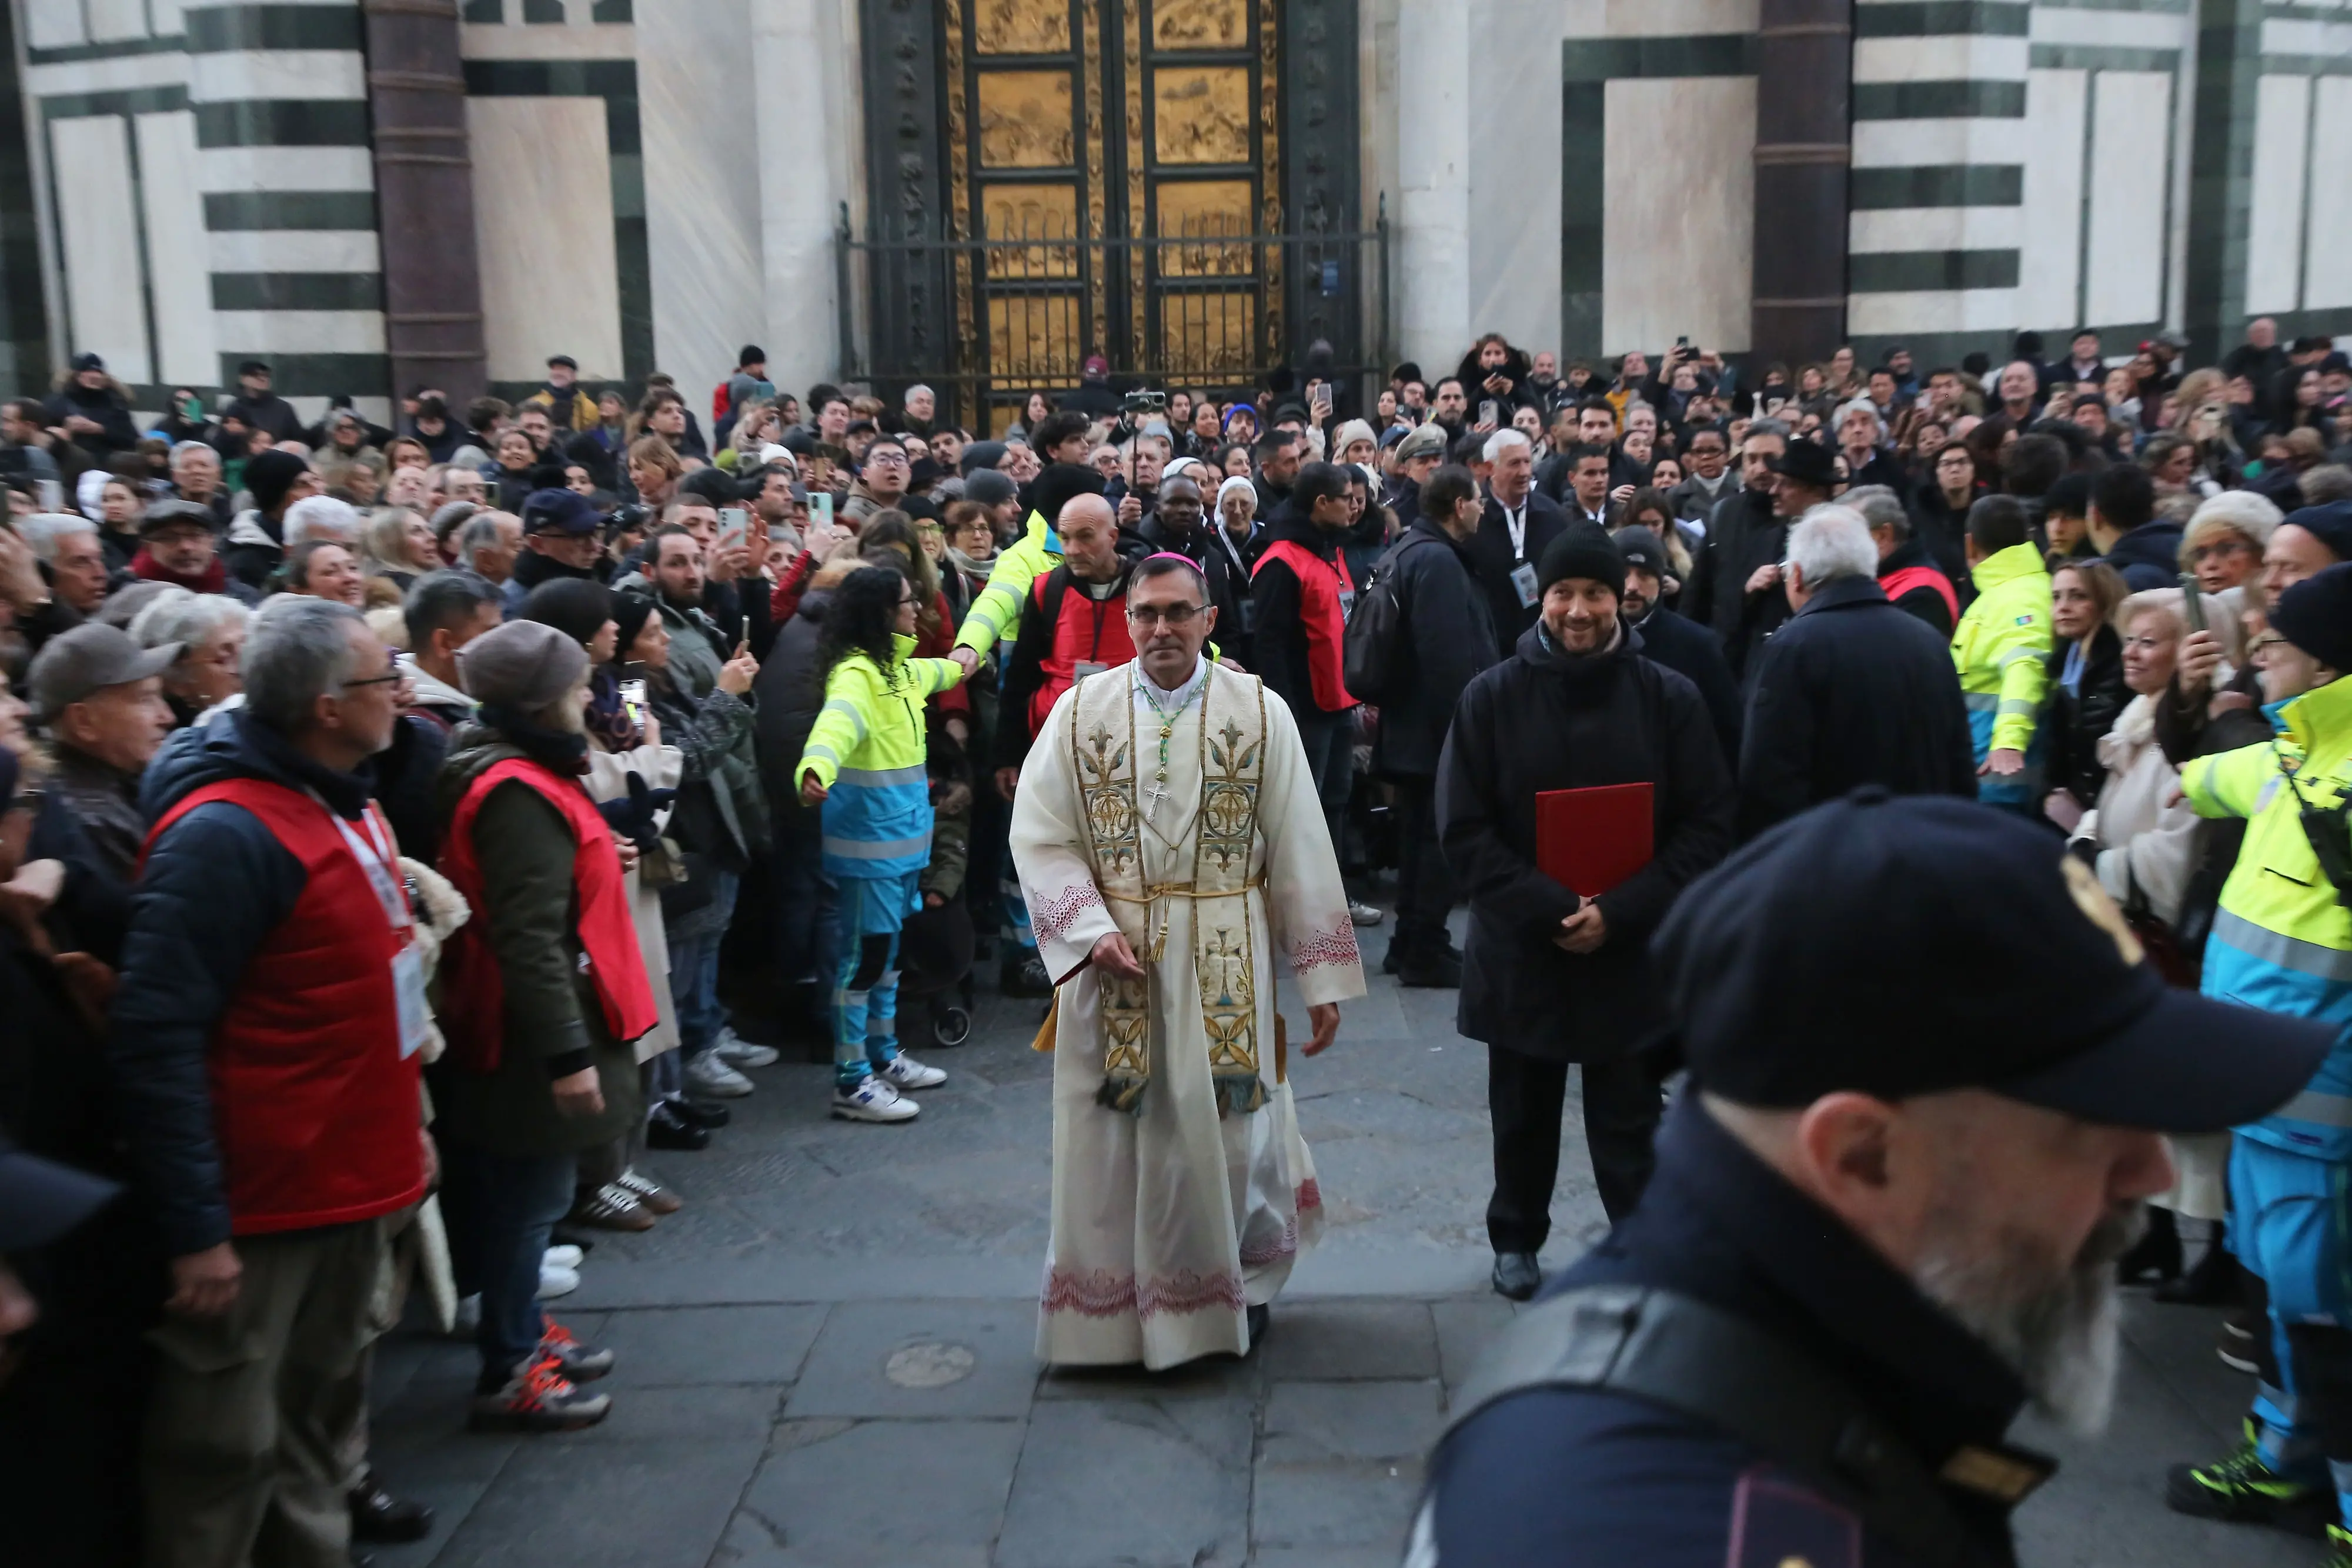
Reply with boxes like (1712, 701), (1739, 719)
(836, 198), (1390, 436)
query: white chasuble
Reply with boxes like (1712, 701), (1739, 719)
(1010, 658), (1366, 1368)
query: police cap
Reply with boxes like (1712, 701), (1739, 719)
(1653, 790), (2331, 1134)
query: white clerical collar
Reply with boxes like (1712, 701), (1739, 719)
(1134, 653), (1208, 707)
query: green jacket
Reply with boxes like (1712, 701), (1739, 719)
(429, 727), (643, 1156)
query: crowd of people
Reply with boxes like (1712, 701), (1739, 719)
(0, 317), (2348, 1566)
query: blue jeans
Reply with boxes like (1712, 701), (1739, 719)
(667, 869), (740, 1057)
(439, 1144), (579, 1383)
(834, 872), (918, 1086)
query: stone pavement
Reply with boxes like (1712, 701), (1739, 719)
(365, 940), (2328, 1567)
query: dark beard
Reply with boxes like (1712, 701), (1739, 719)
(1912, 1202), (2143, 1436)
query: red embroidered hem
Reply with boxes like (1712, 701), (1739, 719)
(1041, 1265), (1247, 1320)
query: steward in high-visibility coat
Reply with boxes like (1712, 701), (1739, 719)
(1950, 501), (2052, 809)
(951, 463), (1110, 660)
(2169, 563), (2352, 1536)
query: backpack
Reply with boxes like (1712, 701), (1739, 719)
(1341, 533), (1435, 707)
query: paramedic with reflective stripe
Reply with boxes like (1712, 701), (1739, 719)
(796, 566), (970, 1122)
(1949, 495), (2052, 810)
(2166, 563), (2352, 1544)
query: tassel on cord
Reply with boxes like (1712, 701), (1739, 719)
(1097, 1076), (1147, 1115)
(1211, 1074), (1267, 1118)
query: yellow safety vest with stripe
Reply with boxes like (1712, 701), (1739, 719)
(954, 509), (1060, 658)
(1950, 541), (2052, 801)
(796, 633), (961, 880)
(2182, 674), (2352, 1156)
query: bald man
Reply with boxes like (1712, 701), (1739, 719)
(997, 493), (1139, 797)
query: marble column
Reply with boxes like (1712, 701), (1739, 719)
(366, 0), (486, 408)
(638, 0), (762, 413)
(752, 0), (850, 402)
(1394, 0), (1469, 375)
(1750, 0), (1848, 367)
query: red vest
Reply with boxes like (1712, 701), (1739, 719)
(1880, 563), (1959, 625)
(1252, 537), (1357, 711)
(1029, 569), (1137, 735)
(435, 756), (660, 1072)
(143, 780), (425, 1237)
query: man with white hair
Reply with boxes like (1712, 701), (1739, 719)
(170, 441), (232, 529)
(1844, 482), (1959, 637)
(108, 596), (430, 1566)
(21, 512), (112, 638)
(283, 494), (360, 549)
(455, 509), (523, 586)
(1733, 504), (1978, 839)
(1465, 427), (1566, 657)
(1835, 399), (1905, 493)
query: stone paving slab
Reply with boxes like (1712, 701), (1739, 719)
(995, 1397), (1254, 1568)
(783, 1300), (1040, 1421)
(723, 1417), (1025, 1568)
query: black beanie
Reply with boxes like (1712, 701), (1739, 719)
(1027, 462), (1108, 530)
(964, 469), (1018, 508)
(2284, 500), (2352, 564)
(2271, 561), (2352, 674)
(1538, 524), (1626, 597)
(611, 589), (660, 657)
(245, 449), (310, 516)
(519, 577), (616, 650)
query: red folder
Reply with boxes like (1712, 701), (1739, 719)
(1536, 784), (1654, 898)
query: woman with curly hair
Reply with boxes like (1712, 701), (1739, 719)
(795, 566), (971, 1122)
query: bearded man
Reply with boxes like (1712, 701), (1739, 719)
(1410, 792), (2331, 1567)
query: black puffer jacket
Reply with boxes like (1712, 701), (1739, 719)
(1368, 519), (1497, 780)
(2042, 624), (2127, 810)
(1437, 623), (1735, 1064)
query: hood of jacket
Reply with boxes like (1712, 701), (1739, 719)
(1264, 502), (1344, 559)
(432, 722), (535, 822)
(1969, 540), (2047, 593)
(225, 509), (281, 550)
(397, 655), (477, 718)
(142, 704), (376, 824)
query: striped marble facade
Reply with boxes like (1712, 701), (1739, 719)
(13, 0), (387, 422)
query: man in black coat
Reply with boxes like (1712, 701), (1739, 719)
(1736, 505), (1977, 840)
(1689, 428), (1835, 681)
(1461, 429), (1567, 658)
(1613, 527), (1740, 762)
(1438, 526), (1734, 1301)
(1369, 464), (1498, 987)
(1683, 420), (1785, 652)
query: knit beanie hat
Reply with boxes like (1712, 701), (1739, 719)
(456, 620), (587, 710)
(2284, 500), (2352, 564)
(611, 589), (660, 656)
(518, 577), (616, 650)
(245, 449), (311, 516)
(963, 469), (1018, 509)
(1538, 524), (1626, 597)
(958, 440), (1008, 476)
(1029, 462), (1108, 530)
(2271, 561), (2352, 674)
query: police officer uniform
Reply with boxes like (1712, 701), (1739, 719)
(1412, 789), (2333, 1567)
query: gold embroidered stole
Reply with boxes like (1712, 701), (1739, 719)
(1070, 663), (1268, 1116)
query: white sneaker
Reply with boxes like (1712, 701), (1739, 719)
(880, 1052), (947, 1090)
(684, 1052), (754, 1098)
(831, 1075), (920, 1122)
(543, 1243), (584, 1271)
(1348, 900), (1384, 927)
(712, 1027), (780, 1069)
(539, 1262), (581, 1299)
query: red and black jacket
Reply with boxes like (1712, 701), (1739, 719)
(1249, 506), (1357, 717)
(995, 550), (1143, 768)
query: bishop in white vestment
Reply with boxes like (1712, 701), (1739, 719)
(1010, 554), (1365, 1369)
